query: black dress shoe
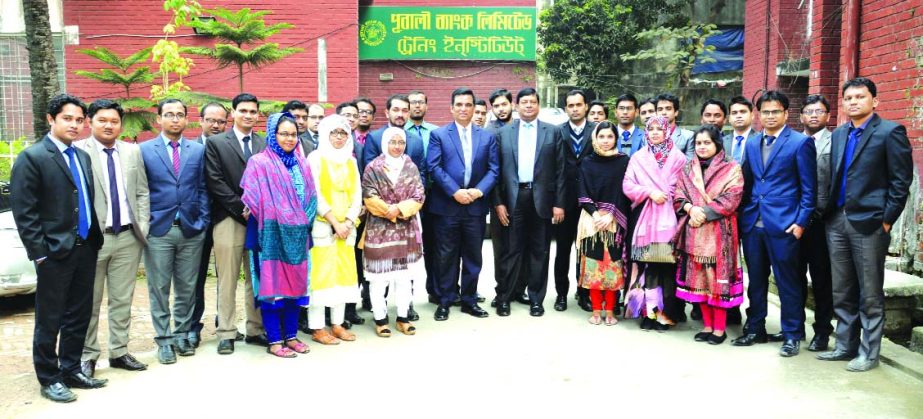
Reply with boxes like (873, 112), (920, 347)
(640, 317), (655, 331)
(808, 334), (829, 352)
(768, 332), (785, 342)
(175, 338), (195, 356)
(235, 331), (245, 341)
(245, 333), (270, 347)
(693, 332), (711, 342)
(652, 321), (670, 332)
(345, 304), (365, 325)
(217, 339), (234, 355)
(63, 372), (108, 389)
(497, 301), (511, 316)
(109, 354), (147, 371)
(407, 304), (420, 321)
(515, 293), (531, 305)
(708, 333), (728, 345)
(341, 319), (353, 330)
(529, 303), (544, 317)
(476, 293), (486, 303)
(80, 360), (96, 378)
(690, 304), (702, 321)
(461, 304), (489, 318)
(732, 332), (768, 346)
(41, 382), (76, 403)
(158, 345), (177, 364)
(434, 305), (450, 321)
(553, 295), (567, 311)
(780, 339), (801, 357)
(490, 297), (498, 308)
(577, 295), (592, 312)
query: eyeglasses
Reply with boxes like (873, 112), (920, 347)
(307, 115), (324, 120)
(340, 113), (359, 119)
(276, 132), (298, 139)
(387, 140), (406, 146)
(204, 118), (227, 125)
(616, 106), (635, 112)
(162, 113), (186, 120)
(760, 110), (784, 117)
(330, 130), (349, 138)
(802, 109), (827, 116)
(358, 110), (374, 116)
(409, 100), (426, 106)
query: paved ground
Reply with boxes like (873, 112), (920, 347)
(2, 241), (922, 417)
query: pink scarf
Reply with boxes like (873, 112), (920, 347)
(623, 145), (686, 250)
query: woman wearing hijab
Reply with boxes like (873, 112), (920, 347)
(576, 121), (631, 326)
(674, 125), (744, 345)
(623, 115), (686, 331)
(306, 114), (363, 345)
(241, 113), (317, 358)
(361, 127), (426, 337)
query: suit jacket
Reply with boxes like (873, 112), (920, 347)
(11, 136), (104, 260)
(826, 114), (913, 234)
(740, 126), (816, 236)
(75, 138), (150, 244)
(806, 128), (832, 221)
(556, 121), (595, 209)
(297, 132), (316, 156)
(623, 126), (646, 156)
(722, 130), (761, 164)
(426, 123), (499, 217)
(140, 135), (210, 238)
(362, 126), (426, 183)
(205, 130), (265, 225)
(673, 127), (696, 159)
(494, 120), (567, 218)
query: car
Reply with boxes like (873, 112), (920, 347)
(0, 181), (37, 297)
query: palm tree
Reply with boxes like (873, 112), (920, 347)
(74, 47), (158, 140)
(185, 7), (302, 92)
(22, 0), (59, 139)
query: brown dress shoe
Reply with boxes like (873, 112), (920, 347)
(330, 324), (356, 341)
(311, 328), (341, 345)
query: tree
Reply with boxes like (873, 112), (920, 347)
(22, 0), (60, 139)
(621, 24), (721, 91)
(537, 0), (686, 97)
(185, 7), (302, 92)
(151, 0), (202, 99)
(74, 47), (158, 140)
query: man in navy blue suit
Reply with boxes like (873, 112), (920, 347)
(360, 94), (426, 183)
(140, 98), (210, 365)
(733, 91), (816, 358)
(427, 87), (499, 321)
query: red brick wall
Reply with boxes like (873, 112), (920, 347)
(808, 0), (842, 127)
(62, 0), (358, 139)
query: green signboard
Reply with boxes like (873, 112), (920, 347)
(358, 6), (536, 61)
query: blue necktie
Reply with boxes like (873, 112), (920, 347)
(242, 135), (252, 160)
(764, 135), (776, 147)
(64, 147), (90, 239)
(104, 148), (121, 234)
(621, 131), (632, 153)
(733, 135), (744, 162)
(837, 127), (863, 207)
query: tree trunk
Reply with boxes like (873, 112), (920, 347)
(23, 0), (60, 140)
(238, 63), (244, 92)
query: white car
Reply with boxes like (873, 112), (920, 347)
(0, 183), (36, 297)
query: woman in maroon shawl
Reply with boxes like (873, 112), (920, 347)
(674, 125), (744, 345)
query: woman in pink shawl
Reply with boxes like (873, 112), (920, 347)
(673, 125), (744, 345)
(623, 115), (686, 331)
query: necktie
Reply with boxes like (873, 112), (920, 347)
(356, 133), (367, 146)
(104, 148), (121, 234)
(170, 141), (181, 176)
(573, 138), (581, 155)
(64, 147), (90, 239)
(461, 127), (472, 186)
(621, 130), (632, 152)
(764, 135), (776, 147)
(837, 127), (863, 207)
(733, 135), (744, 162)
(312, 133), (319, 147)
(242, 135), (252, 160)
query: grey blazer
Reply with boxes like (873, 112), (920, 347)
(806, 128), (832, 221)
(76, 138), (150, 244)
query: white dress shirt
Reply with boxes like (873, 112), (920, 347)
(517, 119), (538, 182)
(455, 121), (474, 186)
(93, 138), (132, 228)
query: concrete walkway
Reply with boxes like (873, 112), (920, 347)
(6, 242), (923, 417)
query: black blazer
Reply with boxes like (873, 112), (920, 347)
(493, 120), (566, 218)
(555, 121), (596, 209)
(205, 130), (266, 225)
(826, 114), (913, 234)
(11, 136), (103, 260)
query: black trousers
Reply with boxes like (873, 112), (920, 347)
(190, 223), (214, 333)
(422, 210), (439, 298)
(33, 243), (97, 386)
(553, 204), (585, 300)
(800, 219), (834, 336)
(496, 188), (552, 305)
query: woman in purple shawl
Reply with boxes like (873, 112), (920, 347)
(241, 113), (317, 358)
(623, 115), (686, 331)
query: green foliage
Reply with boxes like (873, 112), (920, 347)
(621, 24), (720, 89)
(152, 0), (202, 100)
(74, 47), (158, 140)
(537, 0), (687, 96)
(186, 7), (302, 92)
(0, 138), (29, 181)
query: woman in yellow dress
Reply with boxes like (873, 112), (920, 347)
(306, 114), (362, 345)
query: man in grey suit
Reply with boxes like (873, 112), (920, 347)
(723, 96), (759, 164)
(76, 100), (150, 377)
(493, 88), (566, 317)
(656, 93), (695, 159)
(206, 93), (267, 354)
(817, 78), (913, 371)
(140, 98), (210, 364)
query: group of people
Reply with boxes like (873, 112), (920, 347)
(10, 76), (912, 404)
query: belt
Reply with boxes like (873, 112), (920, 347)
(104, 224), (133, 235)
(74, 236), (86, 247)
(518, 182), (533, 189)
(172, 219), (182, 226)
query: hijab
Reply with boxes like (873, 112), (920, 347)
(265, 112), (299, 169)
(316, 114), (354, 164)
(646, 115), (674, 168)
(380, 127), (407, 183)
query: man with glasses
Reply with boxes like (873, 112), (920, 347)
(306, 103), (325, 149)
(614, 93), (645, 156)
(406, 90), (439, 158)
(282, 100), (315, 155)
(205, 93), (268, 355)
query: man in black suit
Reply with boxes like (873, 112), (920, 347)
(282, 100), (315, 155)
(553, 89), (595, 312)
(817, 77), (913, 372)
(12, 94), (107, 402)
(494, 88), (566, 317)
(205, 93), (268, 354)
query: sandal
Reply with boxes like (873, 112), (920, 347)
(395, 321), (416, 335)
(311, 328), (341, 345)
(588, 314), (602, 325)
(605, 316), (618, 326)
(284, 338), (310, 354)
(330, 324), (356, 341)
(375, 324), (392, 338)
(267, 344), (297, 358)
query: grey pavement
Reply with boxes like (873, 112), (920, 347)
(8, 241), (923, 418)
